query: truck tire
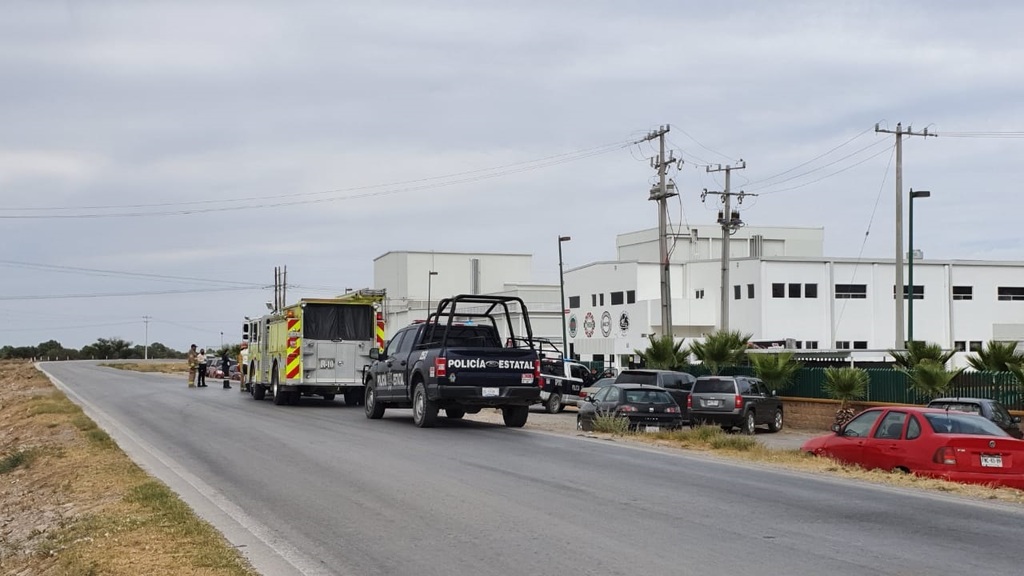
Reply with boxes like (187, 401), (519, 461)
(502, 405), (529, 428)
(445, 408), (466, 419)
(365, 382), (386, 419)
(272, 372), (287, 406)
(253, 383), (266, 401)
(544, 393), (563, 414)
(741, 411), (756, 435)
(344, 388), (361, 406)
(768, 409), (784, 433)
(412, 383), (438, 428)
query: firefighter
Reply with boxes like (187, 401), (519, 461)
(186, 344), (198, 388)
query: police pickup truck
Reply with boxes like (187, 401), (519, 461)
(363, 294), (541, 428)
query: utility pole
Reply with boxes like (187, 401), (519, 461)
(642, 125), (678, 338)
(142, 315), (151, 360)
(703, 161), (749, 332)
(875, 123), (936, 349)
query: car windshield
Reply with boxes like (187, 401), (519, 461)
(623, 390), (673, 404)
(693, 378), (734, 393)
(616, 372), (657, 385)
(924, 412), (1009, 436)
(928, 402), (981, 415)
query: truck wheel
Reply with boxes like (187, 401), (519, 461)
(365, 383), (386, 419)
(544, 393), (564, 414)
(253, 383), (266, 401)
(322, 393), (335, 402)
(272, 373), (287, 406)
(445, 408), (466, 419)
(502, 405), (529, 428)
(741, 411), (756, 435)
(344, 388), (362, 406)
(412, 383), (438, 428)
(577, 414), (594, 431)
(768, 409), (784, 433)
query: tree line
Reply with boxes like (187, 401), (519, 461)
(0, 338), (192, 360)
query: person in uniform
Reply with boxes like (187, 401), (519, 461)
(196, 349), (208, 387)
(187, 344), (198, 388)
(238, 343), (249, 393)
(221, 349), (231, 389)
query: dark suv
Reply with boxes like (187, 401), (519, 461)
(614, 369), (695, 422)
(688, 375), (783, 435)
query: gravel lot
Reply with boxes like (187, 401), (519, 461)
(465, 405), (823, 451)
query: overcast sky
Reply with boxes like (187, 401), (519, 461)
(3, 1), (1023, 351)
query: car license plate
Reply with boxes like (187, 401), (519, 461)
(705, 399), (721, 407)
(482, 387), (499, 397)
(980, 454), (1003, 468)
(318, 359), (335, 369)
(644, 425), (660, 433)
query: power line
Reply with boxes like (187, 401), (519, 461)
(743, 126), (874, 188)
(755, 143), (896, 195)
(747, 139), (892, 193)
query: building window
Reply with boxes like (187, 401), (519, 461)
(835, 284), (867, 299)
(805, 283), (818, 298)
(772, 283), (784, 298)
(734, 285), (741, 300)
(998, 287), (1024, 301)
(568, 296), (580, 309)
(789, 283), (802, 298)
(695, 289), (705, 299)
(591, 294), (597, 307)
(610, 291), (624, 305)
(806, 341), (818, 350)
(954, 341), (966, 352)
(853, 341), (868, 349)
(836, 341), (850, 349)
(626, 290), (636, 304)
(952, 286), (972, 301)
(599, 293), (605, 306)
(893, 285), (924, 300)
(969, 341), (983, 352)
(793, 341), (803, 349)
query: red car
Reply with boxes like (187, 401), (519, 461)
(802, 406), (1024, 490)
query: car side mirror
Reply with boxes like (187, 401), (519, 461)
(1013, 416), (1022, 424)
(586, 394), (596, 404)
(369, 348), (380, 360)
(771, 389), (777, 397)
(830, 423), (842, 434)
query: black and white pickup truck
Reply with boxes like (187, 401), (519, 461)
(363, 294), (541, 428)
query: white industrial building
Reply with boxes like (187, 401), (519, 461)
(372, 225), (1024, 370)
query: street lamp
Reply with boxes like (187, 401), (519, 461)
(908, 188), (930, 344)
(558, 236), (571, 359)
(426, 271), (438, 319)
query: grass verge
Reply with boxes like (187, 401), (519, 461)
(99, 362), (186, 374)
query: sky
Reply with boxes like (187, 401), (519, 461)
(3, 0), (1024, 351)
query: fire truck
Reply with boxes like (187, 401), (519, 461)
(242, 289), (386, 406)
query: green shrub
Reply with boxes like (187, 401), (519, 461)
(593, 413), (631, 435)
(0, 449), (38, 474)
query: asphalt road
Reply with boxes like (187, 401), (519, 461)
(41, 361), (1024, 576)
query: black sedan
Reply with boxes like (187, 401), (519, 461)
(577, 383), (684, 432)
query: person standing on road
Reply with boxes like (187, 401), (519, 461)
(238, 342), (249, 393)
(221, 349), (231, 389)
(196, 348), (208, 387)
(187, 344), (198, 388)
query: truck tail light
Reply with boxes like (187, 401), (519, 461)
(735, 395), (743, 409)
(534, 360), (541, 385)
(934, 446), (957, 465)
(686, 395), (692, 409)
(435, 357), (446, 378)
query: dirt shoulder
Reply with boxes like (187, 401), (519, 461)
(0, 360), (256, 575)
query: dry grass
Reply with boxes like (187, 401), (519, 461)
(99, 362), (186, 374)
(0, 360), (256, 575)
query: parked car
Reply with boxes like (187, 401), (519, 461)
(926, 397), (1023, 439)
(688, 375), (783, 434)
(577, 376), (616, 404)
(538, 358), (594, 412)
(577, 383), (684, 432)
(207, 358), (238, 379)
(614, 369), (695, 423)
(801, 406), (1024, 490)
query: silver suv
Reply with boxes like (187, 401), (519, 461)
(688, 375), (783, 435)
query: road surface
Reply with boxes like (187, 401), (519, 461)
(40, 361), (1023, 576)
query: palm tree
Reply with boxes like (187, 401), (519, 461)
(889, 341), (954, 370)
(687, 330), (751, 375)
(823, 367), (869, 427)
(633, 335), (687, 370)
(967, 340), (1024, 372)
(749, 352), (803, 392)
(905, 359), (963, 401)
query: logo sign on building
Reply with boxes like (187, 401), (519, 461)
(583, 312), (596, 338)
(619, 311), (630, 335)
(600, 311), (612, 337)
(568, 314), (578, 338)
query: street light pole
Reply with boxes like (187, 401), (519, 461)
(427, 271), (438, 319)
(558, 236), (571, 359)
(908, 189), (930, 345)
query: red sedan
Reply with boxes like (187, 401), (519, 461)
(802, 406), (1024, 490)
